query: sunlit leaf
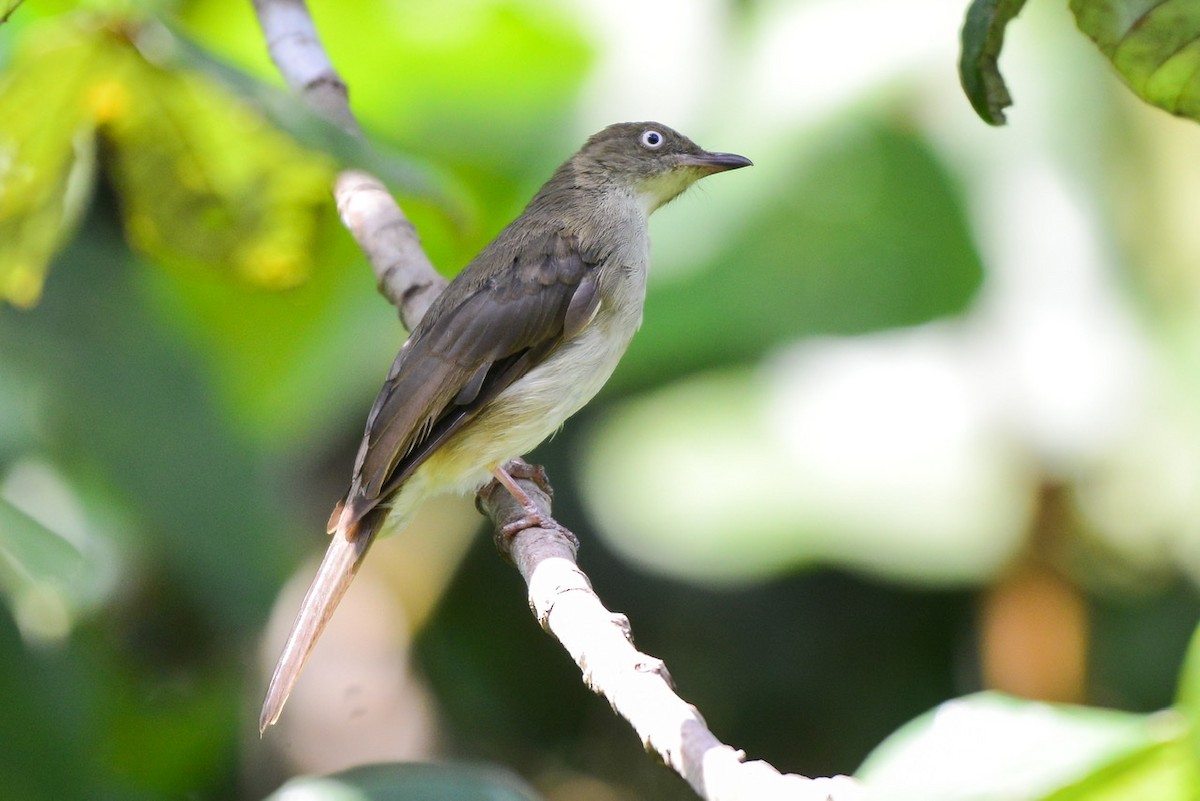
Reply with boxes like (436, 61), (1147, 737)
(138, 0), (595, 446)
(858, 692), (1193, 801)
(178, 0), (593, 259)
(99, 37), (337, 289)
(1, 0), (26, 25)
(0, 13), (354, 304)
(264, 763), (544, 801)
(1175, 622), (1200, 764)
(959, 0), (1029, 125)
(0, 20), (99, 307)
(1042, 736), (1198, 800)
(162, 23), (459, 214)
(1071, 0), (1200, 121)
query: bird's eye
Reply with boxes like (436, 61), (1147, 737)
(639, 130), (665, 149)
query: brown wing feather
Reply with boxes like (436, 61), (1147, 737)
(334, 229), (598, 534)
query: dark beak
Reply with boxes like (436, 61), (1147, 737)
(679, 150), (754, 173)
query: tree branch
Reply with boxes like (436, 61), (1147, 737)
(333, 170), (445, 329)
(478, 465), (862, 801)
(250, 2), (864, 798)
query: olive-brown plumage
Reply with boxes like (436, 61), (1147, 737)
(260, 122), (750, 732)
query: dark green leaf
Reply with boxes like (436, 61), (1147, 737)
(959, 0), (1030, 125)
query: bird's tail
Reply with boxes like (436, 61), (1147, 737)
(259, 512), (381, 733)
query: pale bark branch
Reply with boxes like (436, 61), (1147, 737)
(250, 2), (864, 798)
(479, 467), (864, 801)
(333, 170), (444, 329)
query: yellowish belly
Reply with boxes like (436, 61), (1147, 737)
(379, 303), (640, 533)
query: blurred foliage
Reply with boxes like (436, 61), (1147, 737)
(264, 763), (543, 801)
(617, 122), (984, 391)
(0, 12), (341, 307)
(1, 1), (1200, 800)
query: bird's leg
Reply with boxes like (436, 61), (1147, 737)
(488, 461), (578, 547)
(489, 461), (552, 531)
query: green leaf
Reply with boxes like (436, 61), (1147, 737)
(0, 20), (99, 307)
(100, 39), (338, 289)
(0, 491), (96, 643)
(160, 23), (461, 214)
(0, 209), (296, 630)
(1, 1), (24, 25)
(264, 763), (545, 801)
(1, 12), (357, 304)
(0, 496), (86, 597)
(177, 0), (594, 262)
(1175, 622), (1200, 763)
(858, 692), (1195, 801)
(1071, 0), (1200, 121)
(1042, 735), (1199, 800)
(959, 0), (1030, 125)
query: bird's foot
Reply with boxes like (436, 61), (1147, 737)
(485, 461), (579, 549)
(498, 511), (579, 548)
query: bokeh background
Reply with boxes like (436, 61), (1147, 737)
(4, 0), (1200, 798)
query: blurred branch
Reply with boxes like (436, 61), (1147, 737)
(250, 2), (862, 798)
(251, 0), (445, 329)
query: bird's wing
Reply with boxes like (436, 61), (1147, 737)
(333, 229), (601, 535)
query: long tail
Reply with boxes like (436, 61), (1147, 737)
(259, 512), (382, 733)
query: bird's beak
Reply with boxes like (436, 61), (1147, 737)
(678, 150), (754, 173)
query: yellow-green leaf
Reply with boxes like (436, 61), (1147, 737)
(1072, 0), (1200, 121)
(1175, 622), (1200, 765)
(100, 41), (337, 288)
(0, 13), (342, 305)
(859, 692), (1195, 801)
(0, 20), (100, 307)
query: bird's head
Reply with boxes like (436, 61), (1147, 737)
(572, 122), (752, 213)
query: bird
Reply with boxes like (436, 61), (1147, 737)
(259, 121), (751, 732)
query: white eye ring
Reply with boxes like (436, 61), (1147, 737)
(640, 129), (665, 149)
